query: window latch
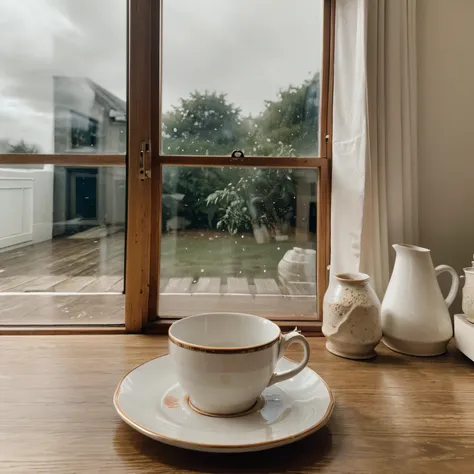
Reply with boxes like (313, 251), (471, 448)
(230, 150), (245, 164)
(139, 140), (151, 180)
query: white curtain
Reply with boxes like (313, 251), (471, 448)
(331, 0), (418, 298)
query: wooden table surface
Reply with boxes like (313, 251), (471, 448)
(0, 336), (473, 473)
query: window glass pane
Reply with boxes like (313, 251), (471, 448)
(0, 164), (125, 325)
(159, 166), (318, 319)
(0, 0), (127, 154)
(161, 0), (323, 157)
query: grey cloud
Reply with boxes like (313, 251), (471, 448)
(0, 0), (126, 151)
(0, 0), (321, 152)
(163, 0), (322, 114)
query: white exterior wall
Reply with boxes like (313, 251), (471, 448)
(0, 166), (54, 250)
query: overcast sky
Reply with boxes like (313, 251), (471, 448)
(0, 0), (322, 153)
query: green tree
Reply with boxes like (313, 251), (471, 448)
(207, 168), (296, 236)
(161, 75), (320, 234)
(162, 91), (245, 156)
(163, 165), (237, 229)
(250, 73), (320, 156)
(203, 76), (320, 236)
(8, 140), (40, 154)
(162, 92), (248, 229)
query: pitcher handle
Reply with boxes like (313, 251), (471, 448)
(435, 265), (460, 308)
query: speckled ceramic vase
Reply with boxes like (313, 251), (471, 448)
(322, 273), (382, 360)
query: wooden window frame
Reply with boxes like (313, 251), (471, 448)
(143, 0), (335, 335)
(0, 0), (134, 335)
(0, 0), (334, 335)
(0, 154), (126, 166)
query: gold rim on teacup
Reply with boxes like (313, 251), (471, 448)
(168, 313), (282, 354)
(168, 332), (281, 354)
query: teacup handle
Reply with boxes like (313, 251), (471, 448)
(267, 331), (310, 386)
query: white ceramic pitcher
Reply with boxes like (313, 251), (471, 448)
(381, 244), (459, 356)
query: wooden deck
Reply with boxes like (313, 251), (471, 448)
(0, 229), (317, 324)
(159, 276), (317, 319)
(0, 230), (125, 293)
(0, 229), (125, 325)
(0, 294), (125, 326)
(0, 279), (316, 325)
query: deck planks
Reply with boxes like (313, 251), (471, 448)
(0, 230), (318, 323)
(227, 277), (251, 294)
(194, 277), (221, 294)
(254, 278), (281, 295)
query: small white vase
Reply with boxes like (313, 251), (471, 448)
(278, 247), (316, 282)
(461, 267), (474, 323)
(278, 247), (316, 295)
(322, 273), (382, 360)
(381, 244), (460, 356)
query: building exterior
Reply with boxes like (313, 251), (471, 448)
(52, 77), (126, 236)
(0, 78), (126, 251)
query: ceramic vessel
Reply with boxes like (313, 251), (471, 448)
(322, 273), (382, 359)
(461, 267), (474, 323)
(278, 247), (316, 282)
(381, 244), (460, 356)
(278, 247), (316, 294)
(114, 354), (334, 453)
(168, 312), (310, 416)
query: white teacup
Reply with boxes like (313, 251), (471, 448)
(168, 312), (310, 416)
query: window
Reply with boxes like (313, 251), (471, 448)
(160, 166), (318, 319)
(161, 0), (323, 158)
(148, 0), (334, 327)
(70, 112), (99, 150)
(0, 0), (333, 333)
(0, 0), (128, 328)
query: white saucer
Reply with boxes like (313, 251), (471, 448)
(114, 354), (334, 453)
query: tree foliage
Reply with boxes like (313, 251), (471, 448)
(251, 73), (320, 156)
(162, 92), (246, 229)
(8, 140), (41, 154)
(163, 166), (236, 229)
(161, 75), (319, 235)
(206, 168), (296, 235)
(162, 91), (244, 156)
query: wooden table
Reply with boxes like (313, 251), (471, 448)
(0, 336), (472, 473)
